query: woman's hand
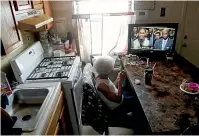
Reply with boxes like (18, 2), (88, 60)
(118, 71), (126, 82)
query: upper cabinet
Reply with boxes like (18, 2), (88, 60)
(1, 0), (53, 57)
(1, 1), (23, 56)
(13, 0), (33, 11)
(43, 1), (53, 30)
(32, 0), (43, 10)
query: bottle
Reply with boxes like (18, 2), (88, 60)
(120, 68), (126, 87)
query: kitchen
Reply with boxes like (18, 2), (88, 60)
(1, 0), (199, 135)
(1, 0), (82, 135)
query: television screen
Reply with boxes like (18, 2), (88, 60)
(128, 23), (178, 53)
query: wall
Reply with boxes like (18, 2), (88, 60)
(50, 1), (186, 54)
(135, 1), (186, 54)
(50, 1), (73, 39)
(1, 31), (35, 79)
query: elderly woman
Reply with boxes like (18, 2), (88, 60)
(93, 56), (134, 113)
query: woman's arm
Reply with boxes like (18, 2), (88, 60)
(98, 83), (122, 103)
(114, 71), (126, 88)
(113, 76), (119, 88)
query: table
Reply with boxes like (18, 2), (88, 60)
(122, 60), (199, 134)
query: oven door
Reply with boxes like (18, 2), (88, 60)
(72, 68), (83, 126)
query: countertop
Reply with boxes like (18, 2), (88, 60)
(123, 60), (199, 133)
(14, 82), (61, 135)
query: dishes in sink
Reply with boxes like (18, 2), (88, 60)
(180, 82), (199, 95)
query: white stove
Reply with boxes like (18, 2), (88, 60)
(11, 41), (82, 135)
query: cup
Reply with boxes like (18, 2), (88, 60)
(144, 67), (153, 85)
(132, 55), (138, 61)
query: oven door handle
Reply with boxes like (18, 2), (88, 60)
(74, 69), (82, 88)
(74, 69), (82, 87)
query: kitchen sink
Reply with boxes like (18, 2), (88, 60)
(14, 88), (49, 104)
(5, 88), (51, 132)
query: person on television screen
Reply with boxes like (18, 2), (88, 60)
(132, 27), (138, 40)
(131, 28), (149, 49)
(169, 30), (175, 39)
(149, 28), (153, 34)
(154, 28), (173, 51)
(153, 31), (161, 45)
(145, 29), (149, 39)
(147, 28), (154, 47)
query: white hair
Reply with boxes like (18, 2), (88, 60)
(93, 56), (115, 75)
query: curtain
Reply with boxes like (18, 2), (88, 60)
(74, 15), (92, 63)
(73, 0), (135, 63)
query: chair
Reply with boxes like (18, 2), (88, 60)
(80, 63), (134, 135)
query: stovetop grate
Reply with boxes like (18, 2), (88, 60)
(27, 56), (75, 80)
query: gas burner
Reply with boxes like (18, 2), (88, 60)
(43, 58), (52, 62)
(49, 62), (54, 65)
(56, 72), (62, 77)
(40, 73), (46, 78)
(62, 60), (68, 66)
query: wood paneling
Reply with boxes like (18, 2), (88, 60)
(43, 1), (53, 30)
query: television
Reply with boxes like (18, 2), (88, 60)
(128, 23), (178, 55)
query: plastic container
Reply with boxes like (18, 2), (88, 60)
(1, 72), (12, 95)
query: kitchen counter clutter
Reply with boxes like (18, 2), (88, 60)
(122, 60), (199, 134)
(4, 82), (68, 135)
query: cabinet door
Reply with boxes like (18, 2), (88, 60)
(1, 1), (22, 55)
(180, 1), (199, 68)
(43, 0), (53, 30)
(32, 0), (43, 10)
(13, 0), (32, 11)
(54, 123), (61, 135)
(45, 91), (64, 135)
(32, 0), (42, 5)
(58, 107), (68, 134)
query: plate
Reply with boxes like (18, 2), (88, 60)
(180, 83), (199, 95)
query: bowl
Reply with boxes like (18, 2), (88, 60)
(180, 83), (199, 95)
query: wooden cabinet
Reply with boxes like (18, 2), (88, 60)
(32, 0), (43, 5)
(1, 0), (53, 56)
(1, 1), (22, 56)
(45, 90), (68, 135)
(43, 1), (53, 30)
(32, 0), (43, 10)
(54, 107), (68, 135)
(13, 0), (32, 11)
(54, 122), (61, 135)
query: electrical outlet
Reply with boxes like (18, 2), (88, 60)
(27, 35), (30, 41)
(160, 7), (166, 17)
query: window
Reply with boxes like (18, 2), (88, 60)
(73, 0), (135, 61)
(74, 0), (133, 14)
